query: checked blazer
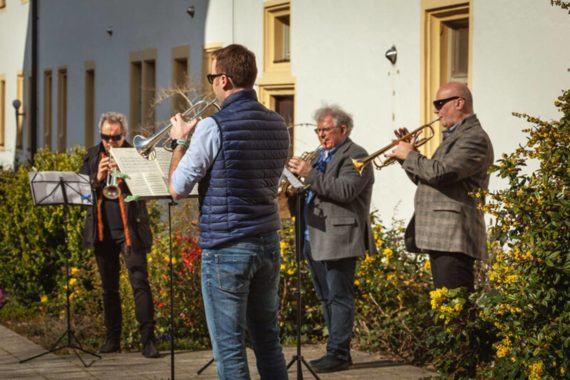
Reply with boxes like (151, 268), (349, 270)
(304, 138), (375, 261)
(401, 115), (494, 260)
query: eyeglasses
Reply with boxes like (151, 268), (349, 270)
(101, 133), (123, 142)
(433, 96), (461, 111)
(207, 73), (230, 85)
(314, 126), (341, 134)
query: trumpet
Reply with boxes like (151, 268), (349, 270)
(133, 97), (220, 160)
(278, 148), (320, 196)
(352, 119), (439, 175)
(102, 169), (121, 200)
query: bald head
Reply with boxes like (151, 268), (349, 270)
(434, 82), (474, 128)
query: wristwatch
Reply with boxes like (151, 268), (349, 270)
(170, 138), (189, 150)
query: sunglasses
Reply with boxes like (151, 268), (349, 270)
(206, 73), (230, 85)
(433, 96), (461, 111)
(101, 133), (123, 142)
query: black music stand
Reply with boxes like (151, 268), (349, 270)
(283, 169), (320, 380)
(21, 171), (101, 367)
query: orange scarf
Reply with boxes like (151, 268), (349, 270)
(97, 152), (132, 248)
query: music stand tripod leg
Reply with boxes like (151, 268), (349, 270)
(20, 178), (101, 367)
(285, 191), (320, 380)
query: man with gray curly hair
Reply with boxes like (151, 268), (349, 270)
(80, 111), (159, 358)
(288, 104), (375, 373)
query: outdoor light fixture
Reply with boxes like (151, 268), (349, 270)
(385, 45), (397, 65)
(106, 27), (113, 37)
(12, 99), (25, 126)
(186, 5), (195, 18)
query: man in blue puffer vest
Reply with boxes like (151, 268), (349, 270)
(168, 44), (289, 380)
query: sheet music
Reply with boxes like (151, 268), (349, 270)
(281, 168), (307, 190)
(110, 147), (198, 199)
(110, 147), (170, 199)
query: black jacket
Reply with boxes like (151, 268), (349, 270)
(79, 142), (153, 253)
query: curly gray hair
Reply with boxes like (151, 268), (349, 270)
(313, 104), (353, 135)
(98, 112), (128, 136)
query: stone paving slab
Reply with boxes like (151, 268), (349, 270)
(0, 324), (436, 379)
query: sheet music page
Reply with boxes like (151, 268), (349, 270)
(154, 148), (173, 180)
(110, 147), (170, 199)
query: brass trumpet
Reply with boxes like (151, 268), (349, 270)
(352, 119), (439, 175)
(278, 148), (320, 196)
(133, 97), (220, 160)
(102, 169), (121, 200)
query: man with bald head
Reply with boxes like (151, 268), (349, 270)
(387, 82), (494, 291)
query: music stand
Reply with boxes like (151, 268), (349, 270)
(283, 169), (320, 380)
(20, 171), (101, 367)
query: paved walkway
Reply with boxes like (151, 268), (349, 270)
(0, 324), (436, 379)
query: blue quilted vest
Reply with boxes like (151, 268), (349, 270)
(198, 89), (289, 248)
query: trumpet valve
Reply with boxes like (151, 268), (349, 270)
(352, 158), (365, 175)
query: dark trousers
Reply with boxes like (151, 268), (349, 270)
(304, 241), (356, 361)
(428, 251), (475, 291)
(95, 239), (155, 344)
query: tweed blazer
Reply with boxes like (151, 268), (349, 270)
(304, 138), (375, 261)
(402, 115), (493, 260)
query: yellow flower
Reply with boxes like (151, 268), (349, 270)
(147, 256), (153, 263)
(423, 260), (431, 271)
(70, 267), (79, 275)
(528, 361), (543, 380)
(429, 287), (448, 310)
(383, 248), (393, 262)
(280, 264), (286, 271)
(69, 278), (77, 286)
(287, 267), (296, 276)
(40, 295), (48, 303)
(353, 279), (361, 286)
(495, 337), (512, 358)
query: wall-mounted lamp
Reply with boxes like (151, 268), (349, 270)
(385, 45), (397, 65)
(12, 99), (25, 126)
(186, 5), (195, 18)
(106, 27), (113, 37)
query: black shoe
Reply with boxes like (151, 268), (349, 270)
(309, 354), (328, 367)
(142, 340), (160, 358)
(310, 352), (352, 367)
(98, 338), (120, 354)
(312, 355), (350, 373)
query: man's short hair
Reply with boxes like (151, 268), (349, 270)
(212, 44), (257, 89)
(314, 105), (354, 134)
(98, 112), (128, 135)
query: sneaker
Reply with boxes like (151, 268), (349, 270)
(142, 340), (160, 358)
(98, 338), (120, 354)
(312, 355), (350, 373)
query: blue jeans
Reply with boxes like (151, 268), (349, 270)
(201, 231), (287, 380)
(304, 241), (356, 361)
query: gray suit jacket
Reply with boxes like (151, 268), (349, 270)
(402, 115), (494, 260)
(305, 138), (375, 261)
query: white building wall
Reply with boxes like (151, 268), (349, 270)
(0, 0), (29, 169)
(2, 0), (569, 226)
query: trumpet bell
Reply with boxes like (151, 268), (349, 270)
(102, 185), (121, 200)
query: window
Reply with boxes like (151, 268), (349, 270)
(263, 0), (291, 73)
(421, 0), (471, 156)
(43, 70), (52, 150)
(172, 45), (189, 114)
(130, 49), (156, 134)
(57, 68), (67, 152)
(202, 44), (222, 95)
(0, 77), (5, 148)
(16, 73), (24, 149)
(85, 64), (95, 148)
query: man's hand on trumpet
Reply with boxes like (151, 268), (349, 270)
(169, 114), (200, 142)
(386, 128), (422, 161)
(96, 155), (118, 183)
(287, 156), (311, 178)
